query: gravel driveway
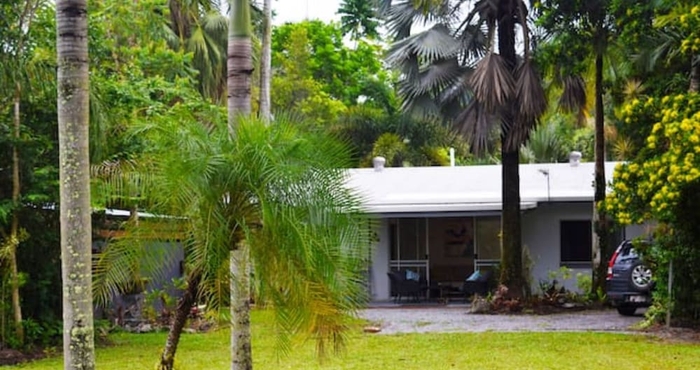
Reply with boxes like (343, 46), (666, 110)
(360, 307), (645, 335)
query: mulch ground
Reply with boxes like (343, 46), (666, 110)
(0, 348), (45, 366)
(643, 325), (700, 343)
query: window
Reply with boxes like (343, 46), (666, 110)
(389, 218), (427, 260)
(560, 220), (592, 267)
(475, 217), (501, 260)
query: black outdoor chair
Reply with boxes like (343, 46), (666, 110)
(387, 271), (427, 303)
(462, 270), (493, 298)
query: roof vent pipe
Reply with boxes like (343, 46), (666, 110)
(449, 147), (455, 167)
(373, 156), (386, 172)
(569, 151), (582, 167)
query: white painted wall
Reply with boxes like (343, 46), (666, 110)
(370, 218), (391, 301)
(522, 202), (593, 293)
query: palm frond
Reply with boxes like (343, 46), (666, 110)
(383, 0), (447, 38)
(519, 123), (567, 163)
(623, 79), (645, 99)
(92, 220), (181, 306)
(559, 74), (587, 116)
(453, 99), (494, 154)
(386, 24), (461, 65)
(91, 159), (155, 210)
(509, 59), (546, 148)
(469, 53), (514, 113)
(400, 58), (464, 100)
(456, 23), (489, 62)
(118, 112), (371, 357)
(202, 10), (228, 44)
(612, 136), (634, 161)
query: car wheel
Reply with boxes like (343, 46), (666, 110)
(617, 306), (637, 316)
(630, 262), (653, 292)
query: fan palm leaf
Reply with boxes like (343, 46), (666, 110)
(470, 52), (515, 113)
(381, 0), (543, 298)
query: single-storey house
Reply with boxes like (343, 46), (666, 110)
(346, 155), (648, 302)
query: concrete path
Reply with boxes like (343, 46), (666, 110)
(360, 307), (645, 335)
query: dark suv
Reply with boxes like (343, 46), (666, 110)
(606, 240), (653, 316)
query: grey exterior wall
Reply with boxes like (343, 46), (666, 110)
(522, 202), (593, 293)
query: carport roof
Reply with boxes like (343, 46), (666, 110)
(345, 161), (620, 214)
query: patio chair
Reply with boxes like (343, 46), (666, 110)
(387, 271), (427, 303)
(462, 270), (493, 298)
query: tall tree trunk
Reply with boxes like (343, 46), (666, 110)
(591, 51), (608, 296)
(258, 0), (272, 121)
(690, 55), (699, 93)
(10, 82), (24, 344)
(56, 1), (95, 368)
(230, 245), (252, 370)
(500, 146), (524, 298)
(497, 0), (524, 298)
(159, 274), (200, 370)
(228, 1), (253, 369)
(6, 0), (41, 345)
(227, 0), (253, 128)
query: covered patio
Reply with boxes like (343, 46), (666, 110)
(345, 158), (644, 302)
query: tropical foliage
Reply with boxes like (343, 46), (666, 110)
(272, 20), (391, 109)
(5, 0), (700, 357)
(378, 0), (547, 297)
(338, 0), (380, 40)
(605, 0), (700, 327)
(607, 93), (700, 324)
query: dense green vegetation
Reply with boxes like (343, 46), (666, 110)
(1, 0), (700, 365)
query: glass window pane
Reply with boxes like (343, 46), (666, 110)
(476, 217), (501, 260)
(396, 218), (426, 260)
(560, 220), (592, 265)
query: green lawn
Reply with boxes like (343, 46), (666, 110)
(11, 311), (700, 370)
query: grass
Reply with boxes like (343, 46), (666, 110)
(10, 310), (700, 370)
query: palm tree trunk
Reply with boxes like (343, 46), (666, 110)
(159, 274), (200, 370)
(56, 1), (95, 368)
(227, 0), (253, 130)
(228, 2), (254, 368)
(10, 82), (24, 344)
(690, 55), (699, 93)
(230, 245), (252, 370)
(591, 51), (609, 295)
(258, 0), (272, 121)
(500, 145), (524, 298)
(497, 0), (524, 298)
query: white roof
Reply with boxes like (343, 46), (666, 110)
(345, 161), (619, 214)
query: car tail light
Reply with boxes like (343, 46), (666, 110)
(606, 248), (620, 280)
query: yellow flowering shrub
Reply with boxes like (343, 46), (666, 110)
(607, 93), (700, 224)
(678, 5), (700, 54)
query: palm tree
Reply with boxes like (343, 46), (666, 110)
(379, 0), (546, 297)
(0, 0), (44, 345)
(92, 111), (371, 370)
(56, 0), (95, 368)
(166, 0), (229, 102)
(258, 0), (272, 120)
(227, 1), (254, 367)
(640, 0), (700, 93)
(338, 0), (380, 40)
(228, 0), (253, 118)
(535, 0), (622, 294)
